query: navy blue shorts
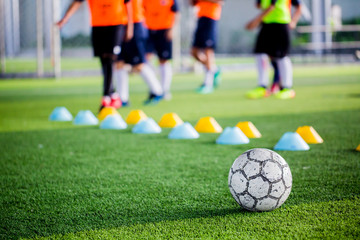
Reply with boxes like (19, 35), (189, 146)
(192, 17), (217, 49)
(254, 23), (290, 58)
(91, 25), (126, 57)
(145, 29), (172, 60)
(118, 22), (147, 65)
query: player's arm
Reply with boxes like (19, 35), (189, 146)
(245, 0), (276, 30)
(289, 0), (302, 29)
(56, 0), (83, 28)
(124, 0), (134, 41)
(189, 0), (198, 6)
(166, 0), (180, 41)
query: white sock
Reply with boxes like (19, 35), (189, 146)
(114, 68), (129, 102)
(146, 57), (157, 73)
(256, 54), (269, 87)
(203, 70), (214, 87)
(141, 64), (163, 96)
(160, 62), (172, 95)
(276, 56), (293, 89)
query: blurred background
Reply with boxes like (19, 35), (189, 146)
(0, 0), (359, 78)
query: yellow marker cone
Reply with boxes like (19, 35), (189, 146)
(126, 109), (148, 124)
(158, 113), (184, 128)
(356, 144), (360, 152)
(235, 121), (262, 138)
(296, 126), (323, 144)
(98, 107), (119, 121)
(194, 117), (223, 133)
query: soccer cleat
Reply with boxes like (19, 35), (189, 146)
(143, 93), (163, 105)
(99, 96), (111, 112)
(213, 68), (222, 88)
(121, 101), (130, 107)
(246, 86), (267, 99)
(196, 84), (214, 94)
(275, 88), (296, 99)
(110, 93), (122, 109)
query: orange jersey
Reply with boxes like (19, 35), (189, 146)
(121, 0), (145, 24)
(143, 0), (178, 30)
(196, 1), (222, 21)
(132, 0), (145, 23)
(86, 0), (128, 26)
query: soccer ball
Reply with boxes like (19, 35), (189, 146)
(228, 148), (292, 212)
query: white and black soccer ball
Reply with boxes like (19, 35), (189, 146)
(228, 148), (292, 212)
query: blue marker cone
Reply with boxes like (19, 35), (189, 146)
(49, 107), (73, 121)
(216, 127), (250, 145)
(132, 118), (161, 134)
(100, 115), (127, 130)
(274, 132), (310, 151)
(73, 110), (99, 125)
(168, 122), (200, 139)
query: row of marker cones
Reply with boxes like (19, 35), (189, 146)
(49, 106), (360, 151)
(48, 107), (258, 143)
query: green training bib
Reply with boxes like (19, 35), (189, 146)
(261, 0), (291, 24)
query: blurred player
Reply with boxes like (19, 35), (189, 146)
(114, 0), (163, 106)
(190, 0), (223, 94)
(143, 0), (180, 100)
(256, 55), (281, 97)
(56, 0), (133, 110)
(270, 59), (280, 94)
(246, 0), (302, 99)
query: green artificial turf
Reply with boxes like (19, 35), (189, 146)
(3, 57), (254, 74)
(3, 58), (100, 73)
(0, 64), (359, 239)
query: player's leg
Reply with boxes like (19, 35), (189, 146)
(113, 24), (140, 107)
(191, 47), (206, 65)
(154, 29), (173, 100)
(159, 59), (172, 100)
(196, 48), (216, 94)
(191, 45), (214, 94)
(204, 48), (216, 76)
(276, 56), (292, 89)
(145, 52), (157, 73)
(270, 59), (280, 94)
(272, 24), (295, 99)
(275, 56), (295, 99)
(192, 16), (207, 65)
(256, 53), (269, 88)
(207, 17), (221, 88)
(134, 24), (163, 104)
(145, 30), (157, 75)
(100, 55), (114, 97)
(92, 25), (125, 110)
(99, 55), (114, 108)
(133, 63), (164, 105)
(134, 63), (162, 96)
(246, 24), (271, 99)
(92, 27), (113, 109)
(114, 60), (129, 106)
(109, 25), (128, 108)
(246, 53), (269, 99)
(192, 17), (219, 94)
